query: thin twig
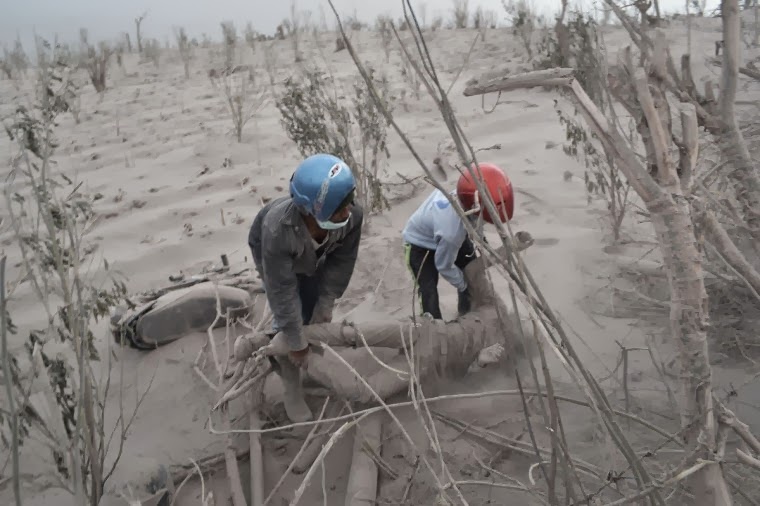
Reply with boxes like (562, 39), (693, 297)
(445, 31), (481, 96)
(603, 460), (714, 506)
(210, 388), (677, 444)
(291, 340), (458, 504)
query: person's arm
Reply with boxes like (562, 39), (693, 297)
(315, 205), (364, 308)
(433, 208), (468, 292)
(248, 212), (265, 278)
(260, 224), (306, 351)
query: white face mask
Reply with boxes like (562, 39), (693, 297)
(317, 217), (350, 230)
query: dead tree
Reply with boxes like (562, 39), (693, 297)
(461, 55), (760, 502)
(135, 11), (147, 54)
(244, 21), (257, 53)
(285, 0), (302, 63)
(220, 21), (237, 70)
(554, 0), (572, 64)
(719, 0), (760, 235)
(635, 0), (659, 26)
(78, 31), (111, 93)
(0, 56), (12, 79)
(175, 27), (192, 79)
(602, 0), (760, 241)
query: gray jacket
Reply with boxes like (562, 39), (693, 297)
(248, 196), (363, 350)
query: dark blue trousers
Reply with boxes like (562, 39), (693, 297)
(295, 272), (322, 325)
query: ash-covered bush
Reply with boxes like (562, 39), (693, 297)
(1, 36), (139, 506)
(274, 66), (394, 215)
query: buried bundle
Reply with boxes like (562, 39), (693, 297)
(109, 262), (263, 349)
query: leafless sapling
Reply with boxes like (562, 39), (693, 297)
(135, 11), (147, 53)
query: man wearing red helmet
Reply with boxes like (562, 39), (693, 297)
(402, 162), (514, 320)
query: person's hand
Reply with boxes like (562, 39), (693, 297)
(514, 231), (534, 252)
(289, 345), (310, 368)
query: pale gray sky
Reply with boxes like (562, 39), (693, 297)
(2, 0), (715, 54)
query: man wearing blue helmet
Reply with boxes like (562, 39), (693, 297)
(248, 153), (363, 422)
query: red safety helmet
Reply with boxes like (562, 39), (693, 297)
(456, 162), (514, 224)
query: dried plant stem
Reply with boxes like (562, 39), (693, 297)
(213, 363), (272, 410)
(433, 411), (602, 480)
(700, 208), (760, 297)
(221, 408), (247, 506)
(263, 398), (331, 505)
(0, 256), (22, 506)
(605, 460), (714, 506)
(249, 394), (264, 506)
(207, 288), (225, 381)
(344, 410), (383, 506)
(214, 388), (676, 448)
(198, 284), (252, 506)
(289, 416), (363, 506)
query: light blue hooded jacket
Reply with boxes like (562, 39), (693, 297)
(402, 189), (469, 292)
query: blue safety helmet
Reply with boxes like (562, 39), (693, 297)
(289, 154), (357, 227)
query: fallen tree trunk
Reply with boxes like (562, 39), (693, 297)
(233, 249), (535, 406)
